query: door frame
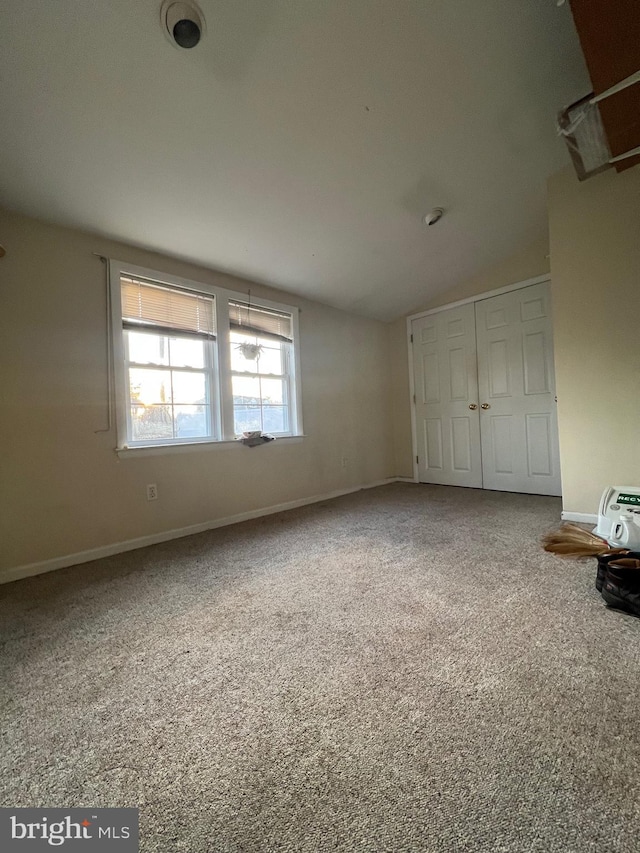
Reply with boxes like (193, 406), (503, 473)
(406, 273), (551, 484)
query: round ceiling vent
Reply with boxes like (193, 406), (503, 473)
(160, 0), (206, 49)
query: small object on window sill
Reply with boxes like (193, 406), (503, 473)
(238, 431), (276, 447)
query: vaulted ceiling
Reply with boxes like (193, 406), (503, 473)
(0, 0), (590, 319)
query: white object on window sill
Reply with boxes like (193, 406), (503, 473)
(238, 431), (275, 447)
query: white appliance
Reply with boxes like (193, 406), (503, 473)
(595, 486), (640, 549)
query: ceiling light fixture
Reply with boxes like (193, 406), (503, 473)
(423, 208), (444, 227)
(160, 0), (206, 49)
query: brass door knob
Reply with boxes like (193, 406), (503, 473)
(468, 403), (478, 410)
(481, 403), (490, 410)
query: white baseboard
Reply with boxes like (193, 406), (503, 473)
(561, 511), (598, 524)
(1, 478), (402, 585)
(395, 476), (417, 483)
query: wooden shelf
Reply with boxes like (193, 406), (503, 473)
(570, 0), (640, 172)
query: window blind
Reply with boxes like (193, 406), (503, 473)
(121, 276), (216, 339)
(229, 300), (293, 342)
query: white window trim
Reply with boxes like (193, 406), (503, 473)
(109, 259), (304, 453)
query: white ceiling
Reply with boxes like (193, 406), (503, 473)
(0, 0), (590, 320)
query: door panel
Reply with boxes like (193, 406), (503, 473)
(525, 413), (553, 476)
(523, 332), (550, 394)
(475, 282), (561, 495)
(451, 417), (473, 471)
(425, 419), (443, 469)
(488, 339), (510, 396)
(412, 304), (482, 487)
(490, 415), (515, 474)
(422, 351), (440, 402)
(449, 347), (468, 399)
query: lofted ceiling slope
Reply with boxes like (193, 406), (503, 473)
(0, 0), (590, 320)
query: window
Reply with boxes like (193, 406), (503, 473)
(229, 300), (294, 437)
(110, 262), (301, 450)
(120, 277), (218, 445)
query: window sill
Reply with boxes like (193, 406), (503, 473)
(115, 435), (305, 458)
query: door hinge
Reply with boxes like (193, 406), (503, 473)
(416, 455), (419, 464)
(410, 334), (413, 343)
(413, 394), (416, 404)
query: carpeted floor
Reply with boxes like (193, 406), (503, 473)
(1, 484), (639, 852)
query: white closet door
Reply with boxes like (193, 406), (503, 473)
(412, 304), (482, 487)
(475, 282), (561, 495)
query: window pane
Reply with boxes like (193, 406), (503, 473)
(171, 371), (207, 405)
(231, 337), (263, 372)
(169, 336), (205, 368)
(130, 405), (173, 441)
(234, 407), (262, 435)
(262, 406), (287, 433)
(231, 343), (258, 373)
(260, 378), (285, 405)
(230, 330), (256, 345)
(231, 332), (285, 376)
(129, 368), (172, 405)
(232, 375), (260, 404)
(257, 346), (283, 376)
(127, 331), (169, 365)
(174, 405), (209, 439)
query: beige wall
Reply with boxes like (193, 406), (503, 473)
(5, 164), (634, 575)
(549, 164), (640, 515)
(0, 209), (394, 577)
(390, 236), (551, 478)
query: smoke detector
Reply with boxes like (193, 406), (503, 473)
(161, 0), (206, 49)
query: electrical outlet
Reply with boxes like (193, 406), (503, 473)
(146, 483), (158, 501)
(341, 455), (348, 468)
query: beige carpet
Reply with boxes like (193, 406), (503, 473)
(1, 484), (639, 852)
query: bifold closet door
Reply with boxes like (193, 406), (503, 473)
(412, 304), (482, 487)
(475, 282), (562, 496)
